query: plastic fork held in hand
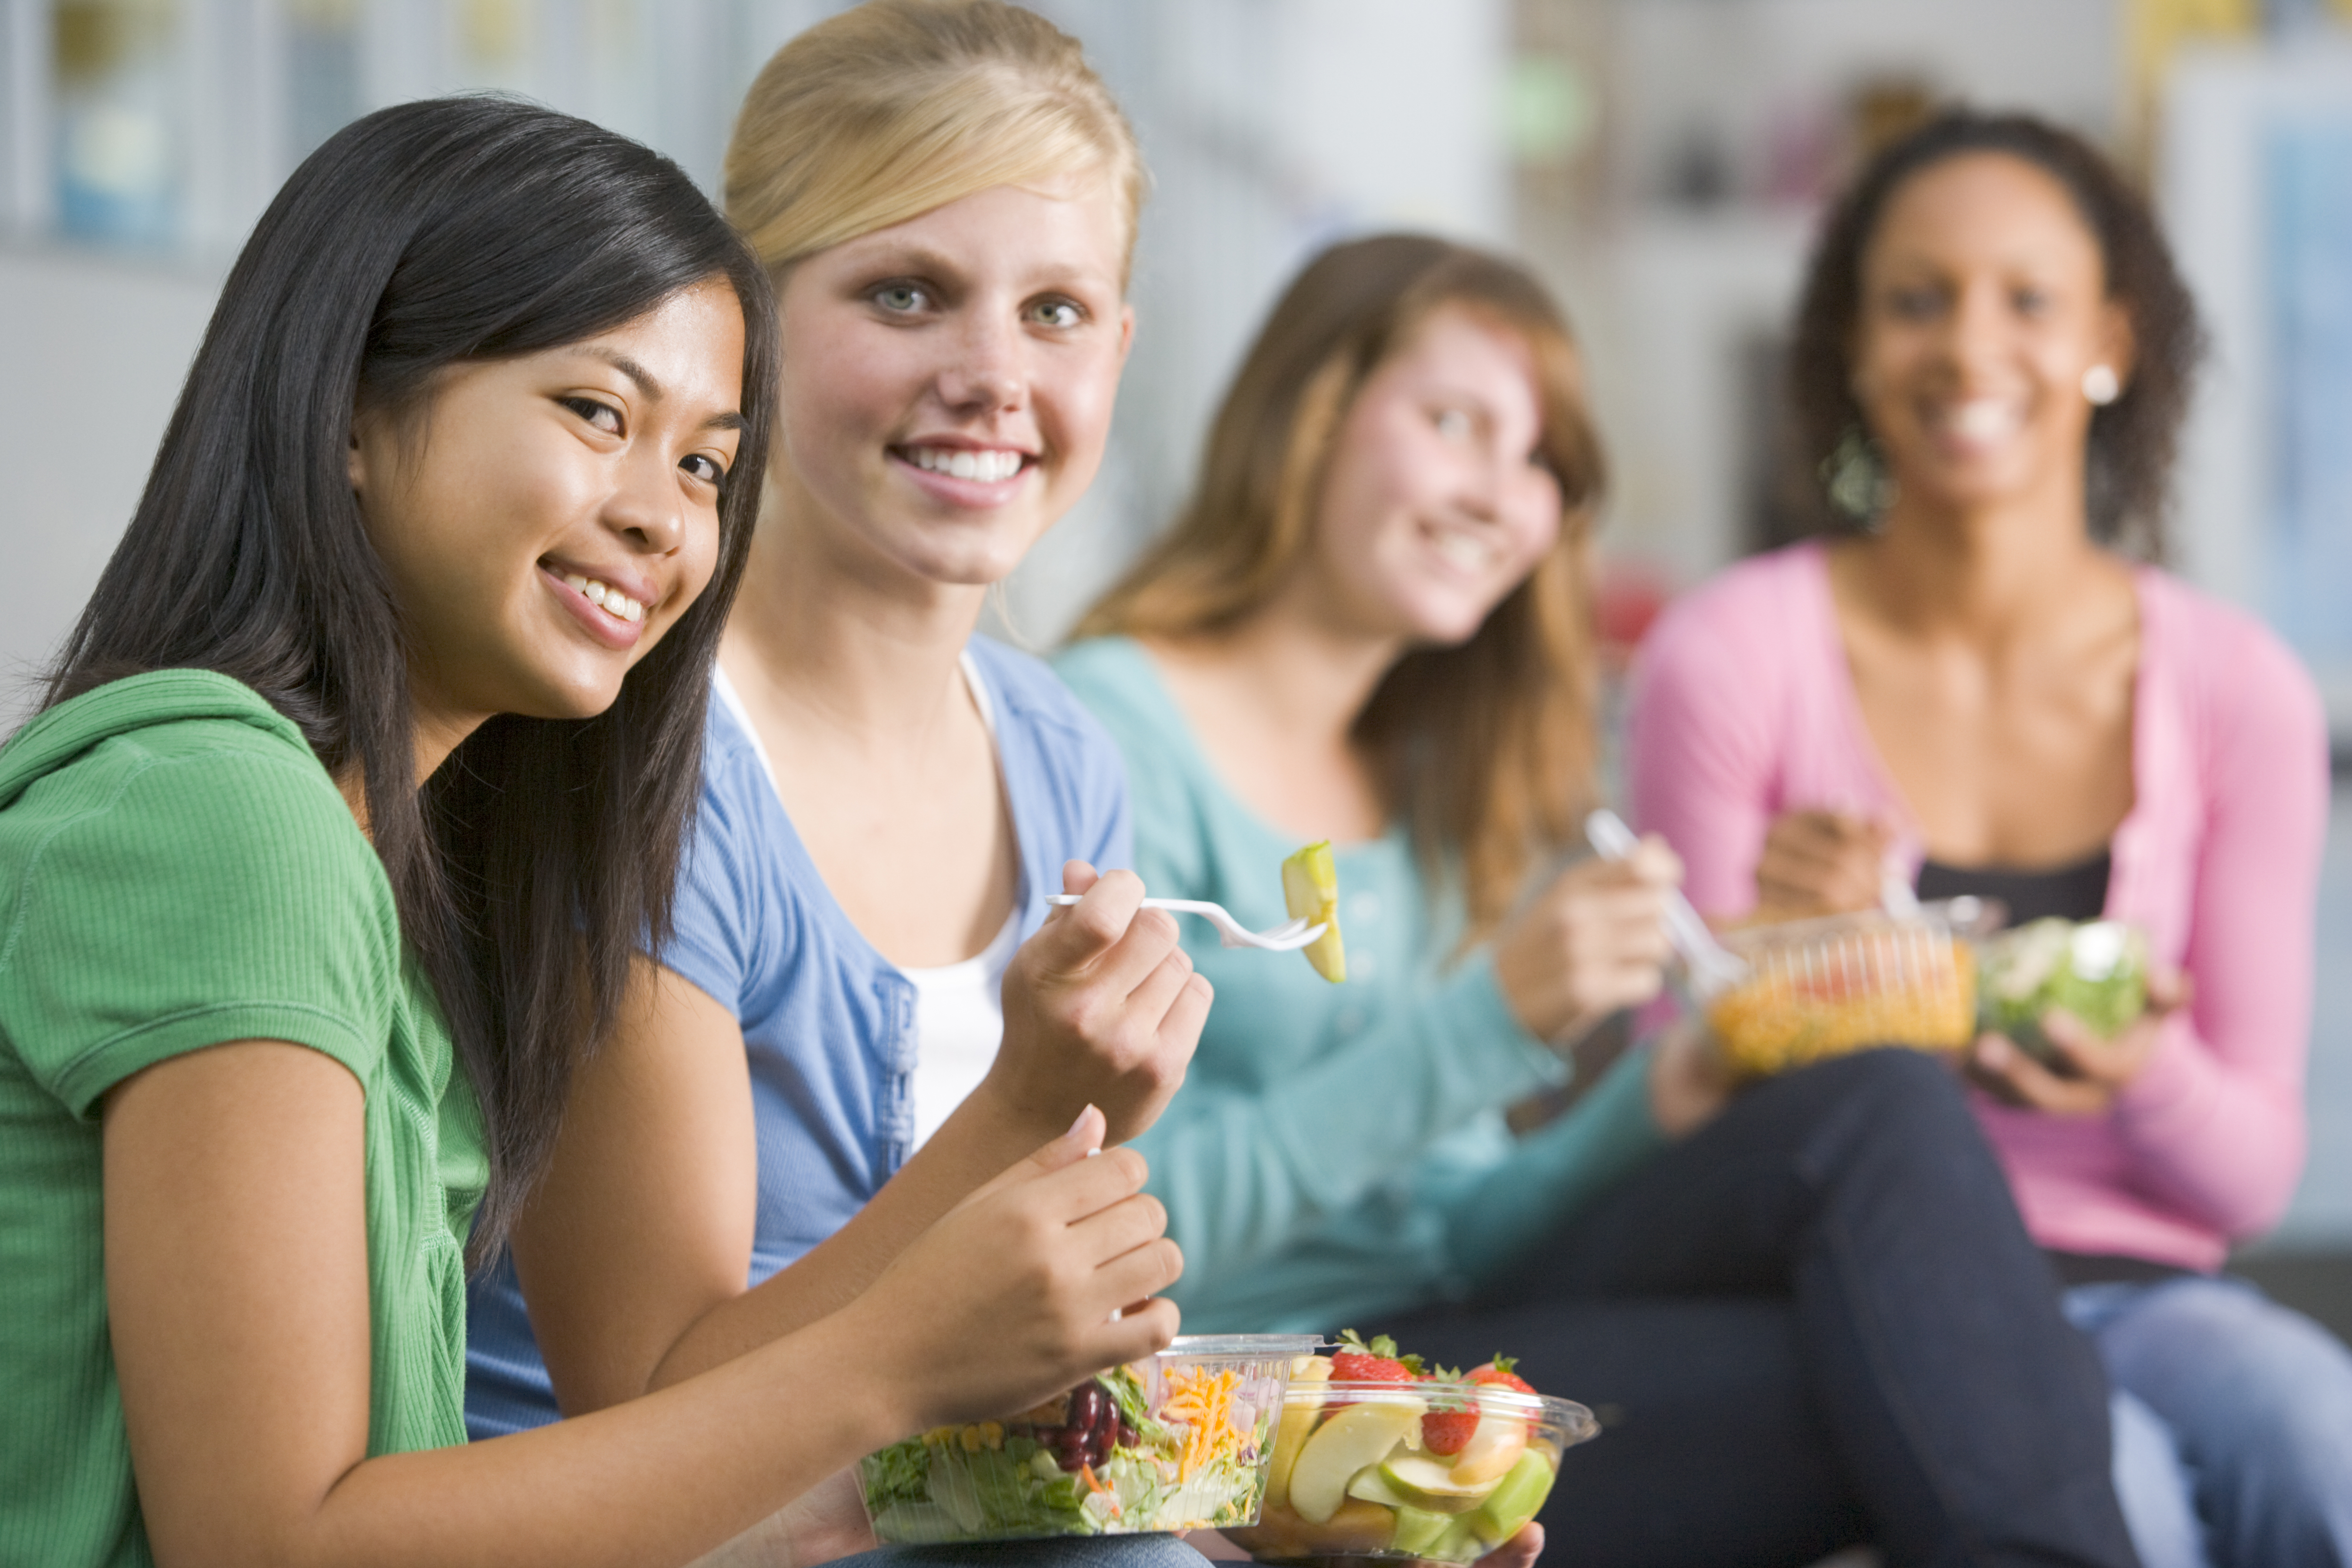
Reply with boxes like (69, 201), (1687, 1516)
(1583, 808), (1750, 997)
(1043, 894), (1328, 953)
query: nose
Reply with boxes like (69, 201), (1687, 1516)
(603, 447), (688, 555)
(1944, 279), (2014, 379)
(1453, 440), (1508, 525)
(935, 307), (1025, 415)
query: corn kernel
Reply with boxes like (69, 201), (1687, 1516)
(1709, 926), (1975, 1077)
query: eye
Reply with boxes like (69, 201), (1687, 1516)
(562, 395), (622, 434)
(680, 452), (728, 489)
(2011, 285), (2052, 317)
(1885, 286), (1943, 322)
(1433, 407), (1474, 441)
(1029, 297), (1085, 329)
(871, 282), (930, 315)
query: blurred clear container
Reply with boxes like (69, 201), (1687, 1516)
(858, 1334), (1321, 1544)
(1976, 917), (2150, 1063)
(1706, 904), (1986, 1076)
(1225, 1376), (1599, 1564)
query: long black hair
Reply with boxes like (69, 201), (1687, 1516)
(1790, 110), (2203, 557)
(43, 96), (780, 1257)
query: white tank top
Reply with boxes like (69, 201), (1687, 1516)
(711, 657), (1022, 1153)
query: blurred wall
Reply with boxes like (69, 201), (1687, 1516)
(0, 0), (1509, 703)
(0, 243), (214, 711)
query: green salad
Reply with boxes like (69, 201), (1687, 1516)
(860, 1358), (1282, 1542)
(1976, 918), (2149, 1062)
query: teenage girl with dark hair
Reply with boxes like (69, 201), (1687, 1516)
(1631, 110), (2352, 1566)
(0, 95), (1192, 1568)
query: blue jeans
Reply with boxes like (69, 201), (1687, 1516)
(1390, 1050), (2139, 1568)
(2067, 1276), (2352, 1568)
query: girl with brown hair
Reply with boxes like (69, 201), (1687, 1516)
(1058, 233), (2142, 1565)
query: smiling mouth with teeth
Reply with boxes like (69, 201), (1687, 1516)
(561, 572), (646, 623)
(1428, 529), (1499, 575)
(902, 445), (1028, 484)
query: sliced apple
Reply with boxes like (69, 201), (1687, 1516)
(1468, 1448), (1558, 1545)
(1264, 1355), (1333, 1511)
(1312, 1497), (1403, 1553)
(1281, 840), (1347, 983)
(1378, 1452), (1492, 1514)
(1448, 1396), (1531, 1486)
(1345, 1466), (1415, 1511)
(1285, 1394), (1423, 1524)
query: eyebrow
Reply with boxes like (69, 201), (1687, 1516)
(583, 346), (745, 433)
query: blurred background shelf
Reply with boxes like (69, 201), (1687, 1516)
(1, 0), (2348, 1285)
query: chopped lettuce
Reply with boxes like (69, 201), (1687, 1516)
(1977, 918), (2149, 1062)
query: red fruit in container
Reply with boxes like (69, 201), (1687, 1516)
(1468, 1356), (1536, 1396)
(1420, 1404), (1478, 1455)
(1329, 1329), (1423, 1386)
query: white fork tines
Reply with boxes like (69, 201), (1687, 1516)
(1044, 894), (1327, 952)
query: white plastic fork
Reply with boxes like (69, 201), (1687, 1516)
(1584, 808), (1750, 996)
(1043, 894), (1328, 953)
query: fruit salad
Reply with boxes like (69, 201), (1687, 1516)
(1224, 1333), (1598, 1564)
(1976, 918), (2150, 1064)
(1707, 909), (1977, 1076)
(858, 1335), (1318, 1543)
(1282, 841), (1347, 983)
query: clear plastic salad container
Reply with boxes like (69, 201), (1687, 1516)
(858, 1334), (1323, 1544)
(1706, 905), (1980, 1076)
(1222, 1376), (1599, 1564)
(1976, 917), (2149, 1063)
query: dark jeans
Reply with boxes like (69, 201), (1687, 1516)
(1388, 1049), (2140, 1568)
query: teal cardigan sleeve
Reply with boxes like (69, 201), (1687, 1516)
(1056, 637), (1663, 1310)
(1130, 951), (1572, 1274)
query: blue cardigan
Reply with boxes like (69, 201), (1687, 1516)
(465, 637), (1132, 1437)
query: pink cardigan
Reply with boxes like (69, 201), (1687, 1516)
(1626, 540), (2329, 1270)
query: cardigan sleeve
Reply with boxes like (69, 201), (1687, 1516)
(2107, 620), (2327, 1239)
(1625, 586), (1782, 920)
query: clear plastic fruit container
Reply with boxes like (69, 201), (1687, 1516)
(1705, 905), (1982, 1077)
(1222, 1377), (1599, 1564)
(1975, 917), (2149, 1064)
(857, 1334), (1323, 1544)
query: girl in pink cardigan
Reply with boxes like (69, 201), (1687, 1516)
(1630, 113), (2351, 1568)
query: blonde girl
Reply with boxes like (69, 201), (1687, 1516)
(464, 9), (1209, 1559)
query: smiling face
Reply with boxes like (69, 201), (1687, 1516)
(351, 279), (746, 740)
(1852, 151), (2132, 519)
(1302, 305), (1564, 647)
(768, 176), (1134, 588)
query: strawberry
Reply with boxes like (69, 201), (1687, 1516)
(1467, 1355), (1536, 1396)
(1420, 1403), (1477, 1454)
(1330, 1330), (1424, 1385)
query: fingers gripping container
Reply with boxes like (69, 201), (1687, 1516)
(1225, 1374), (1599, 1563)
(1704, 907), (1979, 1077)
(857, 1335), (1322, 1543)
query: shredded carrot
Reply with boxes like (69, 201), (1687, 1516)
(1079, 1462), (1122, 1516)
(1157, 1366), (1244, 1482)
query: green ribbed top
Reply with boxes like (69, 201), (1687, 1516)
(0, 670), (486, 1568)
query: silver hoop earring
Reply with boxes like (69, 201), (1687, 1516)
(2082, 364), (2121, 406)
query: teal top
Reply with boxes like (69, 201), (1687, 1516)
(1054, 637), (1665, 1333)
(0, 671), (487, 1568)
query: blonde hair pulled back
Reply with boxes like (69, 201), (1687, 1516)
(726, 0), (1144, 278)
